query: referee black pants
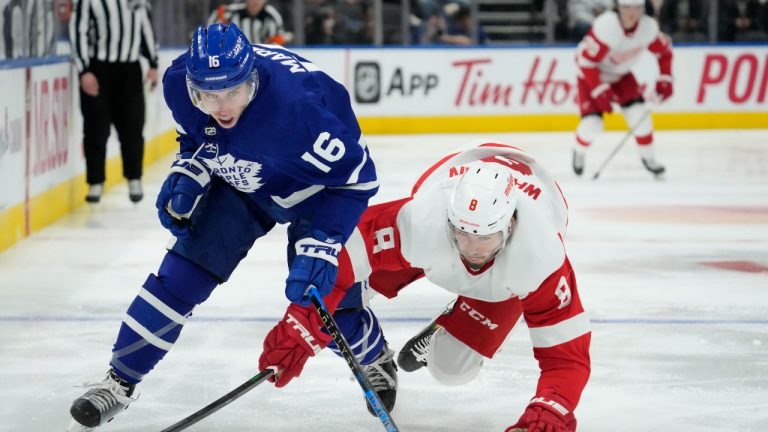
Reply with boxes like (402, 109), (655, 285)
(79, 61), (145, 185)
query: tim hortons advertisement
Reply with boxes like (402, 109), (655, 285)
(341, 46), (768, 117)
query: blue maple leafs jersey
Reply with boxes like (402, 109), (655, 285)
(162, 44), (378, 242)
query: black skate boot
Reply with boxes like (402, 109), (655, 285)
(362, 344), (398, 416)
(85, 184), (103, 204)
(128, 179), (143, 203)
(397, 321), (439, 372)
(572, 149), (585, 176)
(641, 157), (666, 177)
(68, 370), (138, 431)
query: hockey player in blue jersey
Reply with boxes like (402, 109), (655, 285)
(67, 23), (393, 431)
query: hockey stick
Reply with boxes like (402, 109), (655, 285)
(592, 109), (652, 180)
(307, 286), (400, 432)
(158, 367), (276, 432)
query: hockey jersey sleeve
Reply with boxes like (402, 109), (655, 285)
(575, 27), (611, 90)
(68, 0), (91, 75)
(520, 254), (591, 414)
(272, 95), (379, 243)
(648, 32), (673, 76)
(138, 4), (159, 69)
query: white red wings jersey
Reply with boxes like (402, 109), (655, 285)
(576, 12), (672, 87)
(343, 142), (569, 302)
(336, 142), (591, 412)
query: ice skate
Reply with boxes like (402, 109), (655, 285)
(128, 179), (143, 203)
(641, 157), (665, 177)
(362, 344), (398, 416)
(68, 370), (138, 430)
(85, 184), (103, 204)
(397, 321), (439, 372)
(572, 149), (585, 176)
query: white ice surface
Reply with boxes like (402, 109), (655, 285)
(1, 130), (767, 431)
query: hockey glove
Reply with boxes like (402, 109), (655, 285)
(259, 303), (331, 387)
(506, 395), (577, 432)
(590, 83), (617, 114)
(155, 156), (211, 237)
(654, 74), (674, 102)
(285, 231), (342, 306)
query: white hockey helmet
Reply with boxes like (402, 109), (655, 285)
(446, 162), (518, 244)
(617, 0), (644, 6)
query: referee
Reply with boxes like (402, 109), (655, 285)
(69, 0), (159, 203)
(208, 0), (289, 45)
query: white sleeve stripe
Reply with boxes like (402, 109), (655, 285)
(123, 315), (174, 351)
(330, 180), (380, 191)
(345, 227), (372, 282)
(137, 288), (187, 325)
(301, 61), (321, 72)
(528, 313), (590, 348)
(271, 184), (324, 208)
(346, 136), (369, 185)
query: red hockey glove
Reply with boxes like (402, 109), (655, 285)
(505, 395), (577, 432)
(590, 83), (616, 113)
(655, 74), (673, 102)
(258, 304), (331, 388)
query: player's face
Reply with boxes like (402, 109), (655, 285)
(619, 5), (643, 29)
(195, 82), (253, 128)
(450, 226), (505, 268)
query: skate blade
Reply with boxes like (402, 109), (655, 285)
(66, 419), (93, 432)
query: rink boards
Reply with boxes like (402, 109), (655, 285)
(0, 44), (767, 252)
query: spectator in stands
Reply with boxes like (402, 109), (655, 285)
(440, 2), (489, 44)
(568, 0), (614, 41)
(208, 0), (291, 45)
(305, 2), (345, 44)
(659, 0), (709, 42)
(719, 0), (768, 41)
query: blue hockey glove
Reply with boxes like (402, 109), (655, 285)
(155, 156), (211, 237)
(285, 231), (342, 306)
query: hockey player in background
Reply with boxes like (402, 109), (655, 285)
(573, 0), (674, 177)
(66, 22), (380, 431)
(260, 142), (592, 431)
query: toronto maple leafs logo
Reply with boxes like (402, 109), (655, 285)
(196, 143), (264, 192)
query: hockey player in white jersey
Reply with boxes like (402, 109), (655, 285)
(260, 142), (591, 431)
(573, 0), (674, 177)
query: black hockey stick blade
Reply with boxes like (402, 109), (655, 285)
(307, 286), (400, 432)
(158, 368), (276, 432)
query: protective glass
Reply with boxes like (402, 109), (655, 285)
(186, 71), (258, 115)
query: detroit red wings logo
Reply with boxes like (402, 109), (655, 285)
(480, 155), (533, 176)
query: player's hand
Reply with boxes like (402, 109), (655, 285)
(155, 155), (211, 237)
(285, 231), (342, 305)
(259, 303), (331, 387)
(80, 72), (99, 97)
(145, 68), (159, 92)
(505, 395), (576, 432)
(655, 74), (673, 102)
(590, 83), (616, 113)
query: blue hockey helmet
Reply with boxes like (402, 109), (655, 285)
(186, 23), (259, 114)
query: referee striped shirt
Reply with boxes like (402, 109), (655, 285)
(208, 3), (286, 44)
(69, 0), (159, 74)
